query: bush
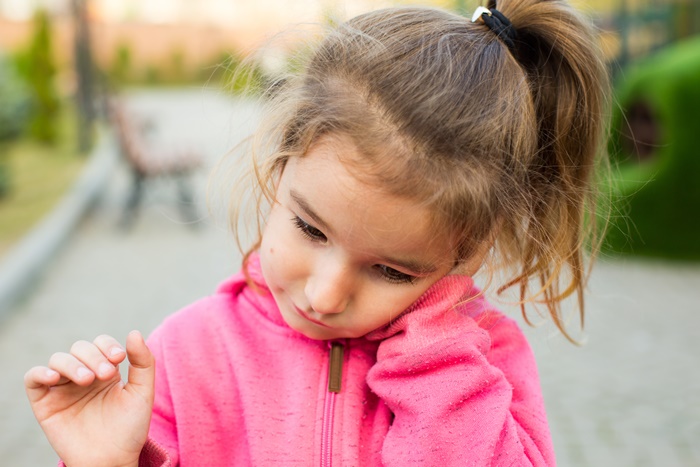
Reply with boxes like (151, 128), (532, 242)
(605, 36), (700, 260)
(0, 55), (31, 142)
(109, 42), (132, 85)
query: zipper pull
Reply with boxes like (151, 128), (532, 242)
(328, 341), (344, 393)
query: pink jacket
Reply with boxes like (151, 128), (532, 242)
(78, 254), (555, 466)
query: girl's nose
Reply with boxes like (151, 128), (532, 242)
(304, 260), (352, 315)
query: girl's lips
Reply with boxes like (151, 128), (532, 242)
(294, 305), (332, 328)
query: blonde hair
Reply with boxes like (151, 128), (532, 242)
(228, 1), (609, 342)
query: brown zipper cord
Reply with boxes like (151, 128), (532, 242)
(328, 342), (344, 393)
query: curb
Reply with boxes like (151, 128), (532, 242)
(0, 128), (119, 321)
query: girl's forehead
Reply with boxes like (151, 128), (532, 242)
(280, 137), (455, 263)
(286, 135), (400, 211)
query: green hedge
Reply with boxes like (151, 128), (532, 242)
(605, 36), (700, 260)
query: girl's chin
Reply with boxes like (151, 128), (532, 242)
(292, 326), (337, 341)
(281, 313), (333, 339)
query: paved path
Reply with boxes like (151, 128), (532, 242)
(1, 89), (699, 466)
(514, 260), (700, 466)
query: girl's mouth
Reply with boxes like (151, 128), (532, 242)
(294, 305), (332, 328)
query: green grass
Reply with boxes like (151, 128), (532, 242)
(0, 103), (86, 255)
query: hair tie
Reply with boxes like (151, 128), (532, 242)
(471, 6), (518, 51)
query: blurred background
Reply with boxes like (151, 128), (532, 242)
(1, 0), (699, 465)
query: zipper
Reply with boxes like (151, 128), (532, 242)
(321, 341), (345, 467)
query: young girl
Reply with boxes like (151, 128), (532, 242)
(25, 1), (608, 465)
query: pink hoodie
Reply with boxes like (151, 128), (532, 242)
(65, 254), (555, 466)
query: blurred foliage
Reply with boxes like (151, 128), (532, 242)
(109, 42), (133, 87)
(102, 40), (270, 94)
(219, 53), (265, 96)
(14, 9), (61, 144)
(144, 64), (161, 85)
(0, 100), (84, 254)
(169, 48), (186, 81)
(604, 36), (700, 260)
(0, 55), (32, 199)
(0, 55), (32, 142)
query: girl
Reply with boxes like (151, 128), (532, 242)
(24, 1), (608, 465)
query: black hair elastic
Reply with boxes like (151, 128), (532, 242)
(471, 6), (518, 52)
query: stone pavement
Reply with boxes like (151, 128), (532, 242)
(512, 260), (700, 466)
(1, 88), (699, 466)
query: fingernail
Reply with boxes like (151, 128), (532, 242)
(130, 330), (143, 341)
(46, 369), (58, 378)
(110, 346), (125, 357)
(98, 362), (113, 377)
(76, 367), (92, 379)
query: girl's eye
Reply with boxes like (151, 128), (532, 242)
(293, 216), (327, 242)
(375, 265), (417, 285)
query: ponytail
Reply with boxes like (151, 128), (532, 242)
(492, 0), (609, 341)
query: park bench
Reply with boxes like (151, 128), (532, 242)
(109, 99), (203, 229)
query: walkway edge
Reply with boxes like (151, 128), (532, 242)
(0, 128), (119, 321)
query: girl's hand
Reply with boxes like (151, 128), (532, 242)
(24, 331), (155, 467)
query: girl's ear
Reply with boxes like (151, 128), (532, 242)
(449, 218), (501, 277)
(450, 240), (493, 277)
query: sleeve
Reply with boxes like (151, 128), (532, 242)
(365, 305), (555, 466)
(57, 440), (170, 467)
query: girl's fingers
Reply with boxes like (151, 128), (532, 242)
(48, 351), (96, 386)
(26, 334), (131, 403)
(92, 334), (127, 365)
(69, 340), (119, 381)
(24, 366), (61, 401)
(125, 331), (155, 399)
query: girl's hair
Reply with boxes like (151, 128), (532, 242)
(230, 0), (609, 341)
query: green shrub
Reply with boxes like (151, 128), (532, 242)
(109, 42), (132, 85)
(169, 47), (186, 82)
(144, 65), (161, 85)
(0, 55), (31, 141)
(605, 36), (700, 260)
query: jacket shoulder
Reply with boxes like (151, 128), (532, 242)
(147, 274), (247, 345)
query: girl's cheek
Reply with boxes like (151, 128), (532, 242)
(260, 219), (303, 283)
(259, 221), (283, 282)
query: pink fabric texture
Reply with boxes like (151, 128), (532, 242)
(62, 253), (555, 465)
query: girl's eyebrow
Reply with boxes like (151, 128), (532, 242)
(290, 190), (334, 235)
(290, 189), (438, 275)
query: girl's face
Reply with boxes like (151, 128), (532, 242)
(259, 135), (456, 340)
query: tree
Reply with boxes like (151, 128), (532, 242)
(21, 9), (61, 144)
(72, 0), (96, 151)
